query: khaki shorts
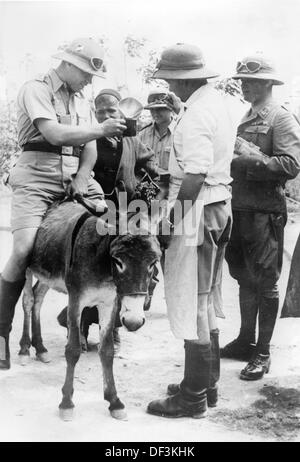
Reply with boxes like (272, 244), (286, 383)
(8, 151), (104, 232)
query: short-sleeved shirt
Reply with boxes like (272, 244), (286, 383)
(138, 119), (176, 175)
(17, 68), (93, 147)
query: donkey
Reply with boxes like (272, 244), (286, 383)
(19, 200), (161, 421)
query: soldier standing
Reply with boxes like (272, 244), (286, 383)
(222, 55), (300, 380)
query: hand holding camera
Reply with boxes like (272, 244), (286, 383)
(100, 118), (127, 138)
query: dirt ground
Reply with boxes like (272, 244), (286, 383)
(0, 195), (300, 442)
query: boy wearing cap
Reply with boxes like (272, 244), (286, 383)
(139, 90), (176, 204)
(0, 38), (127, 370)
(146, 43), (235, 419)
(222, 54), (300, 380)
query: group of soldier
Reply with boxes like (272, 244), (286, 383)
(1, 37), (300, 420)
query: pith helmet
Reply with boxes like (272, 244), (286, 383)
(152, 43), (219, 80)
(144, 89), (170, 109)
(232, 54), (284, 85)
(52, 37), (106, 78)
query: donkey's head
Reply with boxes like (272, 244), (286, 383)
(109, 233), (161, 331)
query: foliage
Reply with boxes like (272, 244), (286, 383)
(214, 78), (245, 100)
(124, 35), (147, 58)
(0, 100), (19, 181)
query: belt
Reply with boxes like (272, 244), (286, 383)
(22, 142), (81, 158)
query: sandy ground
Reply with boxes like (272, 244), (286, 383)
(0, 194), (300, 443)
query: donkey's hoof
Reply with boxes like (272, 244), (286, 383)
(59, 408), (74, 421)
(110, 408), (128, 420)
(36, 352), (51, 363)
(18, 353), (30, 366)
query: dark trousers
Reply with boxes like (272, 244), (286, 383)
(225, 210), (285, 353)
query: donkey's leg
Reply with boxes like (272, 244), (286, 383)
(59, 294), (82, 421)
(19, 270), (34, 364)
(31, 282), (50, 363)
(98, 294), (127, 420)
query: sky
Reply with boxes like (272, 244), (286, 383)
(1, 0), (300, 104)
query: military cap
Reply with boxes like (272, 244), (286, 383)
(152, 43), (219, 80)
(144, 89), (171, 110)
(52, 37), (106, 78)
(233, 54), (284, 85)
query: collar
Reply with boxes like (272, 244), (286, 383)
(185, 82), (215, 107)
(48, 69), (84, 99)
(168, 117), (177, 134)
(241, 99), (278, 123)
(48, 69), (65, 93)
(153, 117), (176, 136)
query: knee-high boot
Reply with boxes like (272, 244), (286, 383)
(0, 276), (25, 370)
(240, 297), (278, 381)
(239, 286), (258, 344)
(221, 286), (257, 360)
(147, 341), (210, 418)
(256, 296), (279, 355)
(167, 330), (220, 406)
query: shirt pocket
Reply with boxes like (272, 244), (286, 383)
(242, 124), (273, 154)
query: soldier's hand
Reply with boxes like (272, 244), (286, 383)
(100, 118), (127, 138)
(67, 172), (89, 198)
(163, 92), (183, 114)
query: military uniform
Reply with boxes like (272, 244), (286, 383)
(10, 68), (104, 231)
(139, 119), (176, 178)
(226, 103), (300, 308)
(222, 54), (300, 380)
(0, 37), (110, 371)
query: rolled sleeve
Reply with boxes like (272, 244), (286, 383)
(20, 81), (57, 124)
(181, 106), (216, 174)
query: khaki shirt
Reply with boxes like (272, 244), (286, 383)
(138, 119), (176, 175)
(17, 68), (93, 147)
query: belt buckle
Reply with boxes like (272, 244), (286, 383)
(62, 146), (73, 156)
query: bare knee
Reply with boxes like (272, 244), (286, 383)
(12, 228), (38, 264)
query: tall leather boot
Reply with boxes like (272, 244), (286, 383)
(147, 342), (210, 418)
(0, 276), (25, 370)
(240, 297), (278, 381)
(167, 330), (219, 407)
(221, 286), (258, 361)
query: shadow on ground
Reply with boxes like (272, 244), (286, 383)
(211, 382), (300, 440)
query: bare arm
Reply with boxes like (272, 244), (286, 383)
(66, 140), (97, 197)
(35, 118), (127, 146)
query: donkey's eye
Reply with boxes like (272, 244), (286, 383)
(112, 258), (125, 272)
(148, 261), (157, 271)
